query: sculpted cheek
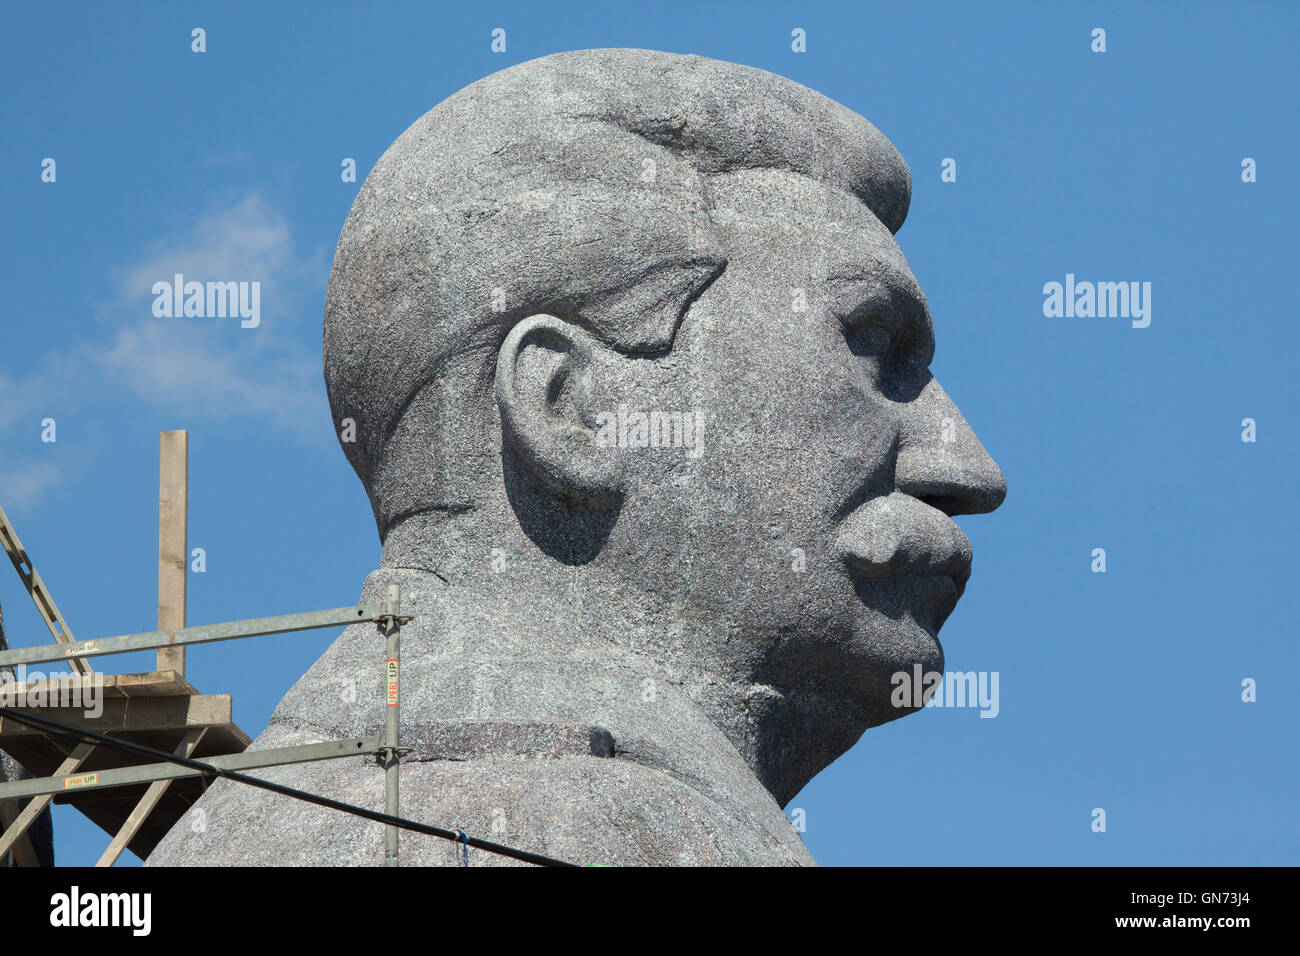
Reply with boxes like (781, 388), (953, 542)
(822, 377), (900, 505)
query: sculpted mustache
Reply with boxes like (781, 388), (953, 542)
(834, 492), (973, 582)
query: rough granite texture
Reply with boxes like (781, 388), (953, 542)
(147, 49), (1005, 867)
(1, 600), (56, 866)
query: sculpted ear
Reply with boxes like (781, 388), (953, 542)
(495, 314), (623, 505)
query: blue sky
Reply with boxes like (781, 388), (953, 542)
(1, 1), (1295, 866)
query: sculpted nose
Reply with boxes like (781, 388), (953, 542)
(893, 377), (1006, 516)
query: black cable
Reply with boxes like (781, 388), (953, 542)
(0, 705), (579, 868)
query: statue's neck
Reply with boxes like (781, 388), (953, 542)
(374, 517), (854, 806)
(352, 565), (807, 807)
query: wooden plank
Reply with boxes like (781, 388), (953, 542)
(0, 671), (196, 706)
(108, 671), (196, 698)
(0, 741), (94, 863)
(0, 798), (39, 866)
(0, 720), (250, 782)
(157, 430), (187, 676)
(0, 694), (231, 737)
(95, 727), (205, 867)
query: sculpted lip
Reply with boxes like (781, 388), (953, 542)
(835, 492), (974, 599)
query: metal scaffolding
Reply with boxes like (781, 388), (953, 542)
(0, 431), (409, 866)
(0, 586), (407, 865)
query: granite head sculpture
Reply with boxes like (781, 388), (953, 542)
(323, 49), (1005, 810)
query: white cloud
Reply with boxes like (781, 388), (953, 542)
(0, 461), (63, 511)
(92, 324), (322, 434)
(116, 193), (305, 307)
(0, 193), (332, 510)
(93, 192), (330, 434)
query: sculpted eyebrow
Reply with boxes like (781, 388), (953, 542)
(824, 270), (935, 359)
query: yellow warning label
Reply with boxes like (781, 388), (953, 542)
(386, 660), (399, 707)
(63, 773), (98, 789)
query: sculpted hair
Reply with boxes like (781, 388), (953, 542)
(323, 48), (912, 537)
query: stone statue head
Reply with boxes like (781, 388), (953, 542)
(323, 49), (1005, 807)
